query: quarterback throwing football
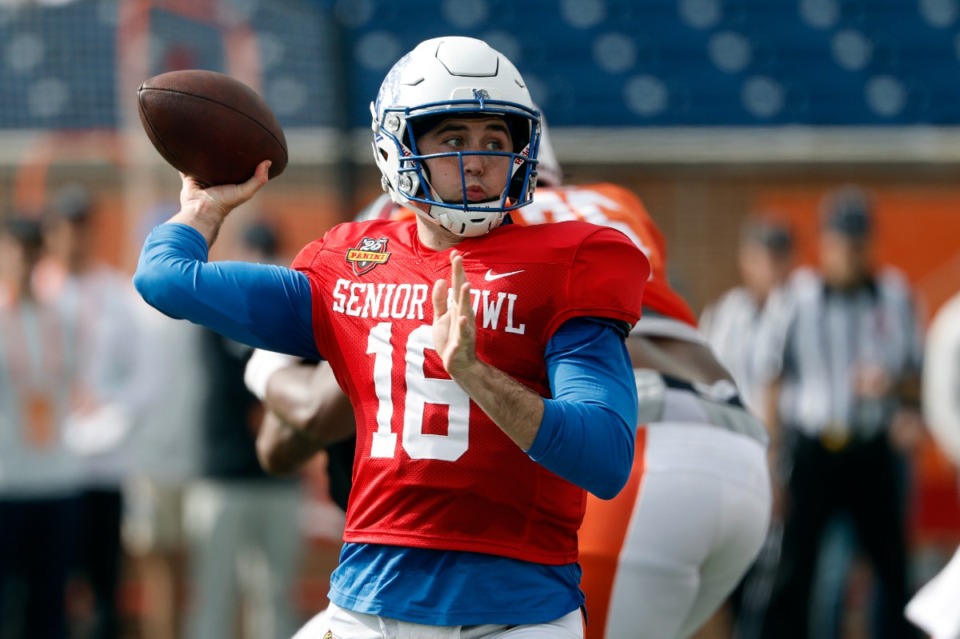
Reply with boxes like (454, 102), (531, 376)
(135, 37), (649, 638)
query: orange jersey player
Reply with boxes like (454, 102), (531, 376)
(385, 181), (695, 328)
(521, 182), (770, 639)
(521, 183), (770, 639)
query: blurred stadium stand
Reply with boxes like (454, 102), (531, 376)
(2, 0), (960, 129)
(340, 0), (960, 127)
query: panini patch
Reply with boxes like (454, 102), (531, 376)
(346, 237), (390, 275)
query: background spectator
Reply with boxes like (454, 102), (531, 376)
(37, 185), (149, 639)
(0, 215), (83, 639)
(699, 215), (795, 639)
(182, 220), (305, 639)
(701, 215), (795, 415)
(123, 200), (208, 639)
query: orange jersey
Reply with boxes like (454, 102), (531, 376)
(382, 184), (696, 326)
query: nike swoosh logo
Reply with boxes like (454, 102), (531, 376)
(484, 269), (524, 281)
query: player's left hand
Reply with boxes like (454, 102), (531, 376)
(432, 250), (477, 378)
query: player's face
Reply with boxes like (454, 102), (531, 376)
(416, 117), (513, 205)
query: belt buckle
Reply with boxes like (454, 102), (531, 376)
(819, 424), (851, 452)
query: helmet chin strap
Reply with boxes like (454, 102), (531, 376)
(433, 207), (457, 232)
(407, 200), (449, 232)
(407, 182), (507, 238)
(415, 202), (504, 238)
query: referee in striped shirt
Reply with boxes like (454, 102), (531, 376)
(701, 216), (795, 415)
(700, 217), (795, 639)
(754, 186), (924, 639)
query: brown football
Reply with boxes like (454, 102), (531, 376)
(137, 70), (288, 187)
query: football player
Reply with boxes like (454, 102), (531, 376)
(250, 130), (773, 639)
(134, 36), (650, 638)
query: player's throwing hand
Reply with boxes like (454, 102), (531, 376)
(178, 159), (272, 219)
(432, 250), (477, 378)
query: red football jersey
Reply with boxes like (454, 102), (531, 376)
(517, 184), (696, 327)
(292, 218), (648, 564)
(384, 183), (697, 326)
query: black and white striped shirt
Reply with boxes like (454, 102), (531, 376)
(753, 266), (923, 437)
(700, 287), (773, 416)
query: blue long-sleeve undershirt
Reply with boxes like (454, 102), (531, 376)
(134, 222), (637, 498)
(134, 223), (319, 358)
(534, 317), (638, 498)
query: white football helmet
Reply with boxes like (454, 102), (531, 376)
(371, 36), (542, 238)
(536, 110), (563, 187)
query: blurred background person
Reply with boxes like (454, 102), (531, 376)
(247, 355), (355, 514)
(0, 214), (83, 639)
(905, 285), (960, 639)
(754, 186), (925, 639)
(37, 184), (149, 639)
(183, 219), (305, 639)
(699, 215), (795, 639)
(123, 202), (207, 639)
(700, 215), (795, 415)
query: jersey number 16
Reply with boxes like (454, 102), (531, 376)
(367, 322), (470, 462)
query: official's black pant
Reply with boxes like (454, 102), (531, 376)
(759, 430), (916, 639)
(0, 495), (81, 639)
(75, 488), (123, 639)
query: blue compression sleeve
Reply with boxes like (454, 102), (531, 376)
(527, 317), (638, 499)
(134, 223), (320, 359)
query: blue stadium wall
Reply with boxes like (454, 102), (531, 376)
(1, 0), (959, 131)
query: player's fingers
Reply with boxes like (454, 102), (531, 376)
(256, 159), (272, 181)
(458, 282), (472, 320)
(432, 279), (449, 318)
(179, 175), (203, 207)
(450, 250), (464, 294)
(458, 315), (471, 340)
(205, 160), (271, 212)
(236, 160), (272, 198)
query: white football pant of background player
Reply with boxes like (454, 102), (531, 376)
(905, 291), (960, 639)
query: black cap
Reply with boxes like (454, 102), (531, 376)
(2, 215), (44, 250)
(242, 221), (279, 258)
(53, 183), (94, 221)
(740, 217), (794, 254)
(821, 186), (872, 238)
